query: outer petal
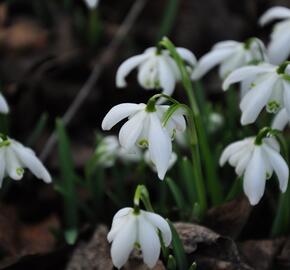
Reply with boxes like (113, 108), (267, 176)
(235, 150), (252, 176)
(6, 149), (23, 180)
(148, 113), (172, 180)
(138, 215), (161, 268)
(158, 57), (176, 96)
(263, 144), (289, 192)
(259, 7), (290, 26)
(119, 111), (146, 150)
(222, 64), (275, 90)
(101, 103), (142, 130)
(116, 54), (149, 87)
(176, 48), (197, 67)
(272, 108), (289, 130)
(191, 48), (234, 80)
(0, 93), (9, 114)
(243, 146), (267, 205)
(0, 149), (5, 187)
(110, 216), (137, 269)
(144, 211), (172, 246)
(240, 74), (277, 125)
(268, 31), (290, 65)
(11, 141), (51, 183)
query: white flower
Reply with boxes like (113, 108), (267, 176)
(259, 6), (290, 65)
(223, 62), (290, 125)
(84, 0), (99, 9)
(107, 207), (172, 269)
(272, 108), (290, 130)
(101, 103), (186, 179)
(0, 136), (51, 186)
(192, 38), (267, 80)
(208, 112), (224, 133)
(220, 136), (289, 205)
(144, 150), (177, 173)
(116, 47), (196, 96)
(0, 93), (9, 114)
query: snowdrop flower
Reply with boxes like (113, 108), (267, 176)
(102, 103), (186, 179)
(208, 112), (224, 133)
(144, 150), (177, 173)
(83, 0), (99, 9)
(220, 136), (288, 205)
(272, 108), (290, 130)
(223, 62), (290, 125)
(0, 93), (9, 114)
(192, 38), (267, 80)
(0, 136), (51, 186)
(107, 207), (172, 269)
(259, 6), (290, 65)
(116, 47), (196, 96)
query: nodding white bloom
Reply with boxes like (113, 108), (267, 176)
(272, 108), (290, 130)
(83, 0), (99, 9)
(144, 150), (177, 173)
(116, 47), (196, 96)
(107, 207), (172, 269)
(208, 112), (224, 133)
(192, 38), (267, 80)
(101, 103), (186, 179)
(220, 136), (289, 205)
(259, 6), (290, 65)
(0, 136), (51, 186)
(223, 62), (290, 125)
(0, 93), (9, 114)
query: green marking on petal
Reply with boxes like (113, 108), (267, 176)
(138, 139), (148, 148)
(266, 101), (281, 114)
(16, 167), (24, 176)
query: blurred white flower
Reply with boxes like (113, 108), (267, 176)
(0, 93), (9, 114)
(0, 136), (51, 186)
(208, 112), (224, 133)
(272, 108), (290, 130)
(107, 207), (172, 269)
(116, 47), (196, 96)
(102, 103), (186, 179)
(259, 6), (290, 65)
(220, 136), (288, 205)
(223, 62), (290, 125)
(84, 0), (99, 9)
(192, 38), (267, 80)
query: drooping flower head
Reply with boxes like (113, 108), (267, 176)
(83, 0), (99, 9)
(116, 46), (196, 96)
(220, 133), (288, 205)
(0, 93), (9, 114)
(192, 38), (267, 80)
(107, 207), (172, 269)
(259, 6), (290, 65)
(0, 135), (51, 186)
(101, 102), (186, 179)
(223, 62), (290, 125)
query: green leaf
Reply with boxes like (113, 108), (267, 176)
(167, 254), (177, 270)
(168, 219), (188, 269)
(166, 177), (186, 211)
(64, 228), (78, 245)
(26, 113), (48, 147)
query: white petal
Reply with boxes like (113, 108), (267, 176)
(213, 40), (240, 49)
(235, 150), (252, 176)
(110, 216), (137, 269)
(263, 144), (289, 192)
(101, 103), (142, 130)
(259, 7), (290, 26)
(144, 211), (172, 246)
(116, 54), (149, 87)
(148, 113), (172, 180)
(243, 147), (267, 205)
(0, 149), (5, 187)
(283, 80), (290, 116)
(0, 93), (9, 114)
(137, 58), (157, 89)
(138, 215), (160, 268)
(119, 111), (146, 150)
(176, 47), (197, 67)
(222, 64), (275, 90)
(11, 141), (51, 183)
(191, 48), (234, 80)
(272, 108), (289, 130)
(158, 57), (176, 96)
(268, 31), (290, 65)
(240, 75), (277, 125)
(6, 148), (23, 180)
